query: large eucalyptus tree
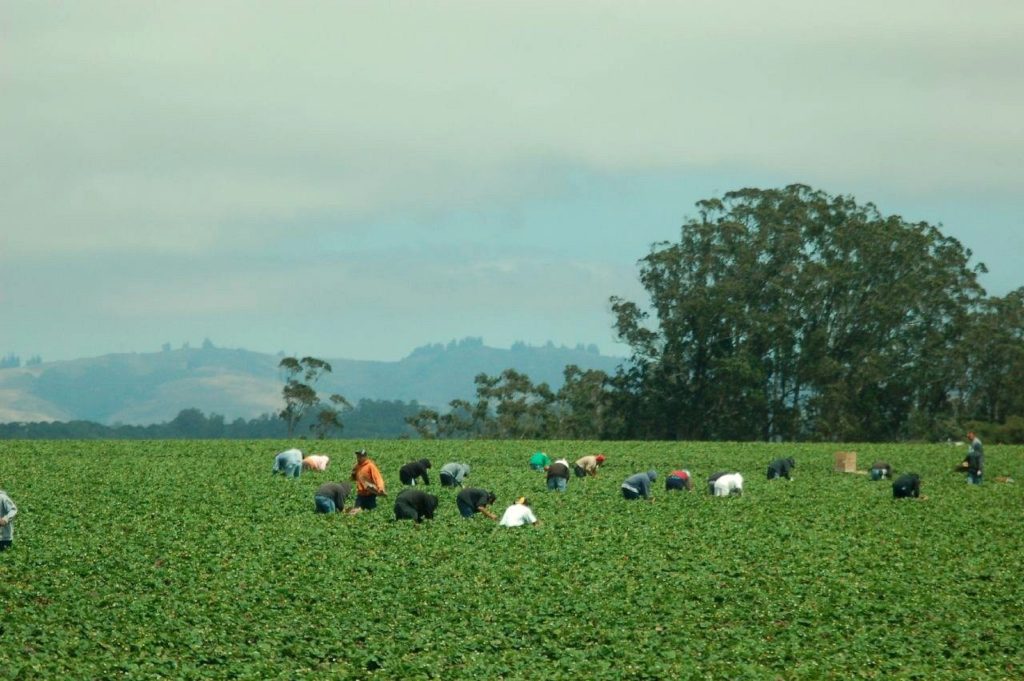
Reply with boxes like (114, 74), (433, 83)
(611, 185), (985, 441)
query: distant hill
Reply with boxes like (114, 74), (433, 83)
(0, 339), (624, 425)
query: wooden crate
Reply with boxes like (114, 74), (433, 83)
(834, 451), (857, 473)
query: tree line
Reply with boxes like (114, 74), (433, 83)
(0, 400), (424, 440)
(408, 185), (1024, 443)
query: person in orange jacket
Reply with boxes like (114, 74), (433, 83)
(349, 449), (386, 513)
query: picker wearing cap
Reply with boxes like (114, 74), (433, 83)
(349, 449), (386, 513)
(573, 454), (606, 478)
(499, 496), (540, 527)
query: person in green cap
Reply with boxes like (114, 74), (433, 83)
(529, 451), (550, 471)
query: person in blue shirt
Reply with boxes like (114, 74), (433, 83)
(272, 448), (303, 479)
(621, 470), (657, 501)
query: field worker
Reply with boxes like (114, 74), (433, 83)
(455, 488), (498, 520)
(574, 454), (606, 478)
(621, 470), (657, 501)
(303, 454), (330, 472)
(393, 489), (439, 523)
(314, 482), (351, 514)
(499, 497), (540, 527)
(711, 472), (744, 497)
(0, 486), (16, 551)
(766, 457), (796, 481)
(349, 449), (386, 513)
(399, 458), (432, 486)
(893, 473), (924, 499)
(870, 461), (892, 481)
(546, 458), (571, 492)
(529, 451), (551, 471)
(439, 462), (471, 488)
(665, 469), (693, 491)
(964, 432), (984, 485)
(272, 448), (303, 479)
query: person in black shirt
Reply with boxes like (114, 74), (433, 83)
(399, 458), (432, 486)
(455, 488), (498, 520)
(314, 482), (351, 513)
(892, 473), (924, 499)
(393, 489), (439, 523)
(546, 458), (570, 492)
(766, 457), (796, 480)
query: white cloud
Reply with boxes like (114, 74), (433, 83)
(2, 1), (1021, 258)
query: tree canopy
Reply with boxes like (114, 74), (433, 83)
(609, 184), (986, 441)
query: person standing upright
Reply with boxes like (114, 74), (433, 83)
(350, 449), (386, 513)
(965, 432), (984, 485)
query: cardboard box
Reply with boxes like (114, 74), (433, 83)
(834, 451), (857, 473)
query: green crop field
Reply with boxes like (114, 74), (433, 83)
(1, 440), (1022, 680)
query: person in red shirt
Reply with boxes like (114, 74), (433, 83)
(349, 449), (386, 513)
(665, 469), (693, 491)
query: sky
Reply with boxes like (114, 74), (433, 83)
(2, 1), (1022, 363)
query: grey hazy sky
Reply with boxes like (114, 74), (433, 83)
(2, 1), (1022, 362)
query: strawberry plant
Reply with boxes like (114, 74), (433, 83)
(0, 440), (1021, 679)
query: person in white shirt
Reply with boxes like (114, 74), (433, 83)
(499, 497), (540, 527)
(709, 472), (744, 497)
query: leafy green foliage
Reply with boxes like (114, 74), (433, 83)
(610, 185), (987, 442)
(1, 441), (1021, 679)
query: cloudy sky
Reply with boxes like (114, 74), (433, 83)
(2, 1), (1022, 363)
